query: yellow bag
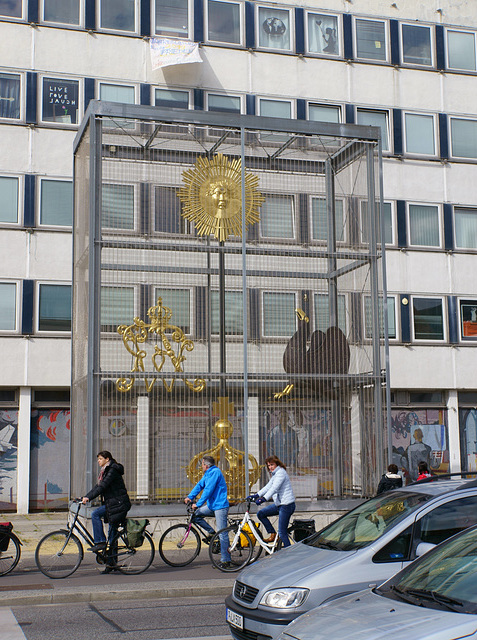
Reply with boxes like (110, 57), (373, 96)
(240, 522), (257, 547)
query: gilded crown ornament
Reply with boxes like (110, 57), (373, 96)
(177, 153), (264, 242)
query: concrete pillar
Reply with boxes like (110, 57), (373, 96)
(447, 390), (461, 473)
(16, 387), (31, 514)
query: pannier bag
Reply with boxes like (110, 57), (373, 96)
(0, 522), (13, 552)
(126, 518), (149, 548)
(240, 521), (261, 547)
(291, 519), (316, 542)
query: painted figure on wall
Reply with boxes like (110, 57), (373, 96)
(0, 410), (18, 510)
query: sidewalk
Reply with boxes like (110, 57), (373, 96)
(0, 512), (235, 607)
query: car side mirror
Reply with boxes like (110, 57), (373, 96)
(416, 542), (436, 557)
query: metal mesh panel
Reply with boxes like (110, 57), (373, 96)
(72, 106), (387, 502)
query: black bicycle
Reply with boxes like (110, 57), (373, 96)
(35, 500), (155, 578)
(0, 522), (22, 576)
(158, 505), (220, 567)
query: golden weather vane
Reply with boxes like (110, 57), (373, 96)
(177, 153), (264, 242)
(115, 298), (206, 394)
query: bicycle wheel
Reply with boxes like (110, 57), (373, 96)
(35, 530), (83, 578)
(209, 524), (253, 572)
(108, 530), (155, 575)
(159, 524), (201, 567)
(0, 532), (21, 576)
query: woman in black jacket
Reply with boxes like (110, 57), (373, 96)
(82, 450), (131, 553)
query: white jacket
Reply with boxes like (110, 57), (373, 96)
(258, 466), (295, 506)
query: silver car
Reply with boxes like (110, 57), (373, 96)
(276, 524), (477, 640)
(225, 478), (477, 640)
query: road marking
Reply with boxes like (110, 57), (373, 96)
(0, 607), (27, 640)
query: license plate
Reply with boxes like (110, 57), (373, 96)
(226, 608), (243, 629)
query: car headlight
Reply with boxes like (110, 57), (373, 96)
(260, 588), (309, 608)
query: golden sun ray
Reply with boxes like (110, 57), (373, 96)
(177, 153), (264, 243)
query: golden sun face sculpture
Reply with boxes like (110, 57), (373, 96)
(177, 153), (264, 242)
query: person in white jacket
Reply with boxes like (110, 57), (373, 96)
(249, 455), (296, 547)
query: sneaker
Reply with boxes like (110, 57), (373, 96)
(88, 542), (107, 553)
(101, 565), (118, 574)
(216, 561), (232, 570)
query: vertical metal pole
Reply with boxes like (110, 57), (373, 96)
(367, 143), (385, 480)
(241, 129), (249, 496)
(326, 158), (342, 497)
(86, 115), (102, 492)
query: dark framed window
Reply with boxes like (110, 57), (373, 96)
(155, 0), (189, 38)
(99, 0), (136, 32)
(307, 12), (339, 55)
(41, 77), (79, 124)
(412, 297), (444, 341)
(40, 180), (73, 226)
(355, 18), (386, 61)
(38, 284), (71, 332)
(401, 23), (432, 66)
(207, 0), (242, 45)
(257, 5), (291, 51)
(42, 0), (80, 25)
(0, 73), (20, 119)
(0, 0), (22, 17)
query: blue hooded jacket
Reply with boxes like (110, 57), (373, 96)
(187, 465), (229, 510)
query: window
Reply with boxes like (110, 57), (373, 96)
(401, 23), (432, 66)
(100, 83), (135, 129)
(451, 118), (477, 159)
(42, 78), (79, 124)
(155, 186), (189, 234)
(155, 0), (189, 38)
(459, 299), (477, 341)
(260, 194), (294, 239)
(360, 201), (393, 245)
(155, 88), (189, 109)
(259, 98), (292, 143)
(415, 497), (477, 548)
(447, 30), (476, 71)
(0, 176), (19, 223)
(455, 207), (477, 249)
(0, 0), (22, 17)
(207, 0), (241, 45)
(101, 286), (134, 331)
(99, 0), (136, 32)
(42, 0), (80, 25)
(311, 197), (344, 242)
(355, 19), (386, 61)
(373, 524), (412, 563)
(0, 73), (20, 119)
(211, 291), (243, 335)
(263, 292), (296, 337)
(38, 284), (71, 332)
(408, 204), (440, 247)
(365, 296), (396, 339)
(102, 184), (135, 230)
(154, 288), (191, 334)
(207, 93), (241, 113)
(257, 6), (291, 51)
(307, 13), (339, 55)
(314, 293), (346, 332)
(308, 103), (340, 123)
(0, 283), (17, 331)
(412, 297), (444, 341)
(40, 180), (73, 227)
(404, 113), (435, 155)
(357, 108), (389, 151)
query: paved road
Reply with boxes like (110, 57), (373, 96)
(3, 595), (231, 640)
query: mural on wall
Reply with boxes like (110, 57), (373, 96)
(459, 409), (477, 471)
(0, 410), (18, 510)
(391, 408), (449, 482)
(30, 409), (70, 509)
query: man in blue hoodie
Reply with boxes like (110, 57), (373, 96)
(185, 455), (231, 568)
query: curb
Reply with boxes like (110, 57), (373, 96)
(0, 579), (235, 607)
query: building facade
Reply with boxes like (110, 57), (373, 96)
(1, 0), (477, 512)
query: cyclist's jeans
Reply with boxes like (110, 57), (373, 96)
(193, 506), (231, 562)
(257, 502), (296, 547)
(91, 505), (115, 544)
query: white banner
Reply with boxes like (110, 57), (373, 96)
(150, 38), (202, 70)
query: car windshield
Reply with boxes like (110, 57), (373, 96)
(379, 527), (477, 614)
(305, 491), (429, 551)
